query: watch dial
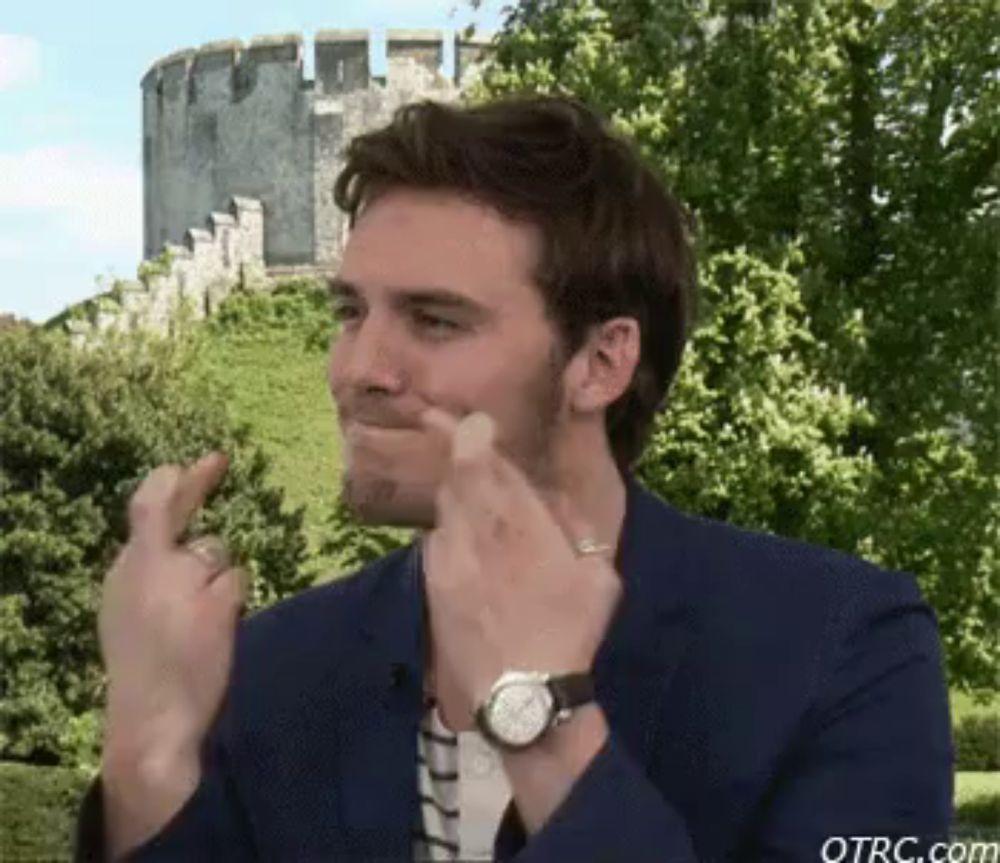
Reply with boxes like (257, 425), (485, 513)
(492, 683), (553, 746)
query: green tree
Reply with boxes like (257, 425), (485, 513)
(638, 248), (877, 552)
(469, 0), (998, 689)
(0, 322), (312, 767)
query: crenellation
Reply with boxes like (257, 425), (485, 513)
(157, 51), (193, 102)
(190, 42), (240, 105)
(234, 35), (307, 104)
(185, 227), (214, 250)
(209, 211), (237, 229)
(387, 29), (446, 84)
(454, 31), (495, 88)
(246, 33), (303, 65)
(196, 39), (244, 58)
(162, 242), (191, 260)
(140, 64), (159, 93)
(316, 30), (370, 95)
(153, 48), (196, 74)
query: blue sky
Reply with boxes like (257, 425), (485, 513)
(0, 0), (508, 323)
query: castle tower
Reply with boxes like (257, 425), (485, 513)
(141, 28), (495, 272)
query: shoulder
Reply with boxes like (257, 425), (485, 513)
(659, 499), (923, 619)
(647, 496), (943, 730)
(639, 491), (934, 689)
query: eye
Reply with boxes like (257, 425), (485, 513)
(331, 303), (360, 323)
(413, 310), (460, 334)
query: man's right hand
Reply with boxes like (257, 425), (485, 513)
(98, 452), (247, 858)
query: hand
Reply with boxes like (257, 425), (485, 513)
(419, 408), (622, 733)
(98, 452), (246, 855)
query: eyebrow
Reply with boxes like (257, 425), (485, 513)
(327, 277), (492, 319)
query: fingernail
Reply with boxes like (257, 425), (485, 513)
(454, 412), (494, 461)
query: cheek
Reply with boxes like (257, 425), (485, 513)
(326, 341), (344, 389)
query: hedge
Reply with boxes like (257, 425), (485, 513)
(954, 714), (1000, 771)
(0, 762), (91, 860)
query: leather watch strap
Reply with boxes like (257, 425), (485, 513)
(547, 671), (595, 711)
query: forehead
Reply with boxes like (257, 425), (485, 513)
(338, 187), (544, 314)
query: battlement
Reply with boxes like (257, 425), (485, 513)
(66, 196), (267, 350)
(386, 29), (445, 81)
(140, 28), (495, 103)
(142, 26), (496, 276)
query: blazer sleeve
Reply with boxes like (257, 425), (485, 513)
(495, 568), (954, 862)
(493, 729), (700, 862)
(72, 710), (255, 862)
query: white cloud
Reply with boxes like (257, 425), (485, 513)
(0, 34), (41, 92)
(0, 145), (141, 257)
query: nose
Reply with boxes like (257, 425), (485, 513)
(328, 311), (408, 397)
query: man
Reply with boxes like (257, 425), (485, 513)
(76, 95), (953, 861)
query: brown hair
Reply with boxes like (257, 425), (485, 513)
(333, 94), (698, 475)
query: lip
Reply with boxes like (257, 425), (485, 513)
(346, 421), (415, 438)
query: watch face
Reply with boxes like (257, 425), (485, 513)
(489, 682), (554, 747)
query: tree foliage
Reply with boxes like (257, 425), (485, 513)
(470, 0), (997, 689)
(638, 248), (877, 551)
(0, 322), (312, 766)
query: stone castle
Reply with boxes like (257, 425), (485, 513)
(63, 29), (493, 346)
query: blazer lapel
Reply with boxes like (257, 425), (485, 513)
(594, 474), (694, 767)
(333, 540), (428, 861)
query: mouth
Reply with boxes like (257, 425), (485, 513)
(344, 421), (418, 443)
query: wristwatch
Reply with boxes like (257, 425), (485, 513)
(473, 670), (595, 751)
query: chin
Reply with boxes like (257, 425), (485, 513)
(340, 470), (436, 529)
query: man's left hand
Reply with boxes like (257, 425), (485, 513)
(419, 407), (623, 732)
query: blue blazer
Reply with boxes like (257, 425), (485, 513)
(77, 475), (954, 861)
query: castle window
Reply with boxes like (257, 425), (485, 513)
(337, 59), (344, 84)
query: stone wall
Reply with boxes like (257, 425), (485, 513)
(142, 29), (495, 267)
(65, 197), (265, 349)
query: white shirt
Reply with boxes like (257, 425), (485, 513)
(412, 697), (512, 861)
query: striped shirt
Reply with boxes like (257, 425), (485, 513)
(412, 696), (512, 862)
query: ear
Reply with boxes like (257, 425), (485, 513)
(566, 317), (640, 414)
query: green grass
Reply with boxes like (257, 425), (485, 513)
(952, 690), (1000, 723)
(954, 772), (1000, 837)
(956, 771), (1000, 805)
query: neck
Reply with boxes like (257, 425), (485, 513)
(547, 422), (629, 571)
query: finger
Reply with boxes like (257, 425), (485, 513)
(129, 452), (229, 550)
(423, 407), (505, 493)
(128, 463), (183, 549)
(420, 406), (498, 465)
(171, 452), (231, 540)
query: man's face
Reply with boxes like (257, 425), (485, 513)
(327, 187), (570, 528)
